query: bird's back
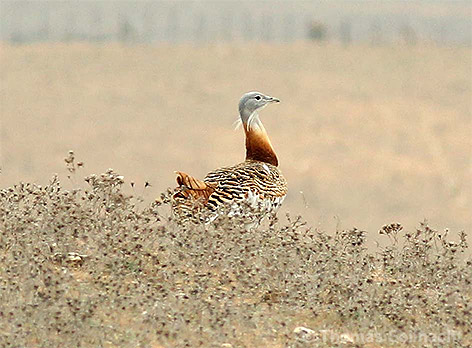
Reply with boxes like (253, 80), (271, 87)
(203, 160), (287, 212)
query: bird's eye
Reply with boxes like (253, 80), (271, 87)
(255, 95), (261, 100)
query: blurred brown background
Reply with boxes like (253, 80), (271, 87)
(1, 1), (471, 238)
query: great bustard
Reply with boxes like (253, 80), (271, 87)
(174, 91), (287, 223)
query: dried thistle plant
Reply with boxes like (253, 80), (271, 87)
(0, 158), (470, 348)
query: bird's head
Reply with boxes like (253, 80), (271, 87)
(238, 91), (280, 119)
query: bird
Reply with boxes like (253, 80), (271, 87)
(173, 91), (287, 225)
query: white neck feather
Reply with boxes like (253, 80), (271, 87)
(235, 111), (265, 132)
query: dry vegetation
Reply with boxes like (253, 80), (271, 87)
(0, 154), (471, 348)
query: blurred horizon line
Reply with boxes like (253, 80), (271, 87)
(1, 0), (471, 46)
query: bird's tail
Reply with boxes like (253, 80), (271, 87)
(173, 171), (216, 204)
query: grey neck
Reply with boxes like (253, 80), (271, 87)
(239, 107), (256, 124)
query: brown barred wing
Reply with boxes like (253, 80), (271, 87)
(203, 160), (287, 211)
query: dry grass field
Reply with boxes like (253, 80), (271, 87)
(1, 164), (471, 347)
(1, 42), (471, 347)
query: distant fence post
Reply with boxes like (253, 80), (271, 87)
(38, 3), (50, 41)
(369, 20), (383, 46)
(194, 13), (207, 42)
(63, 10), (77, 42)
(241, 11), (253, 41)
(283, 14), (295, 42)
(221, 12), (234, 41)
(91, 5), (103, 41)
(340, 18), (351, 46)
(166, 6), (179, 43)
(261, 14), (273, 41)
(143, 3), (155, 43)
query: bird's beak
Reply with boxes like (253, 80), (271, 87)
(267, 96), (280, 103)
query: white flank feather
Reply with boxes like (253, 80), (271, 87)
(233, 118), (243, 130)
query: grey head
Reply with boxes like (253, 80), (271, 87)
(238, 91), (280, 124)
